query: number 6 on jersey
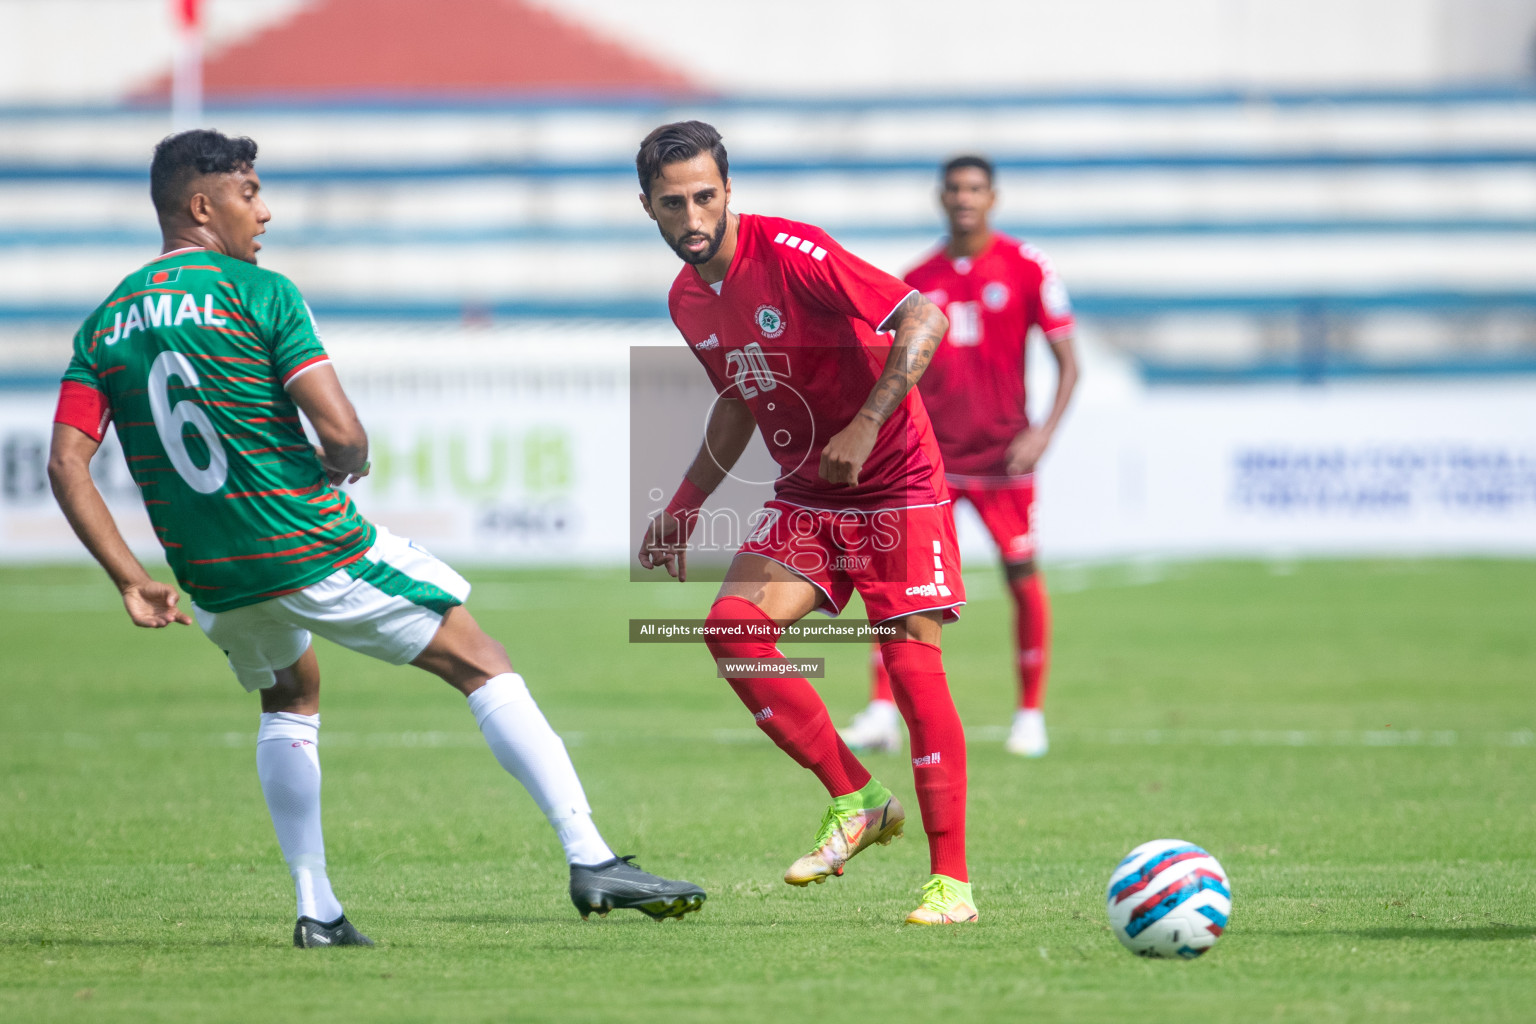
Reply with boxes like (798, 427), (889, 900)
(147, 349), (230, 494)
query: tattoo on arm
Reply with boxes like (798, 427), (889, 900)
(860, 292), (947, 426)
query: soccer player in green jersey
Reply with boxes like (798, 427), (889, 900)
(49, 130), (705, 946)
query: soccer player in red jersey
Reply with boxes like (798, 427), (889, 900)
(49, 130), (704, 946)
(634, 121), (978, 925)
(841, 155), (1079, 759)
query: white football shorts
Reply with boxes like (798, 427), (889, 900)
(193, 526), (471, 692)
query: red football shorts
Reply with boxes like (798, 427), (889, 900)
(950, 474), (1037, 564)
(738, 500), (966, 624)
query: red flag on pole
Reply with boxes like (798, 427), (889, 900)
(171, 0), (203, 129)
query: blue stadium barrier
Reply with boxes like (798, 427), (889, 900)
(1138, 354), (1536, 383)
(5, 149), (1536, 183)
(7, 290), (1536, 324)
(3, 217), (1534, 250)
(7, 354), (1533, 390)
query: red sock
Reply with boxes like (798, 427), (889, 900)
(880, 639), (967, 881)
(868, 642), (894, 703)
(1012, 572), (1051, 711)
(706, 597), (871, 798)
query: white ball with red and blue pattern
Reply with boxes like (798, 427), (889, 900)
(1106, 839), (1231, 958)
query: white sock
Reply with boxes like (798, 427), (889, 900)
(467, 673), (616, 866)
(256, 711), (344, 923)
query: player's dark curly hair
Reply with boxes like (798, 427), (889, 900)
(943, 154), (994, 184)
(636, 120), (729, 197)
(150, 129), (259, 218)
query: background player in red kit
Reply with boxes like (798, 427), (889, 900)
(841, 155), (1079, 759)
(634, 121), (978, 925)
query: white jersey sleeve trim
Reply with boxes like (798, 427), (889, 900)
(875, 288), (921, 333)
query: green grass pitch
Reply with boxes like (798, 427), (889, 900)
(2, 558), (1533, 1022)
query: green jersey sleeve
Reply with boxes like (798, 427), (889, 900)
(61, 323), (100, 389)
(261, 273), (330, 386)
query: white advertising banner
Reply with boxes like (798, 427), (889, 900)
(1029, 380), (1536, 561)
(4, 375), (1534, 566)
(0, 384), (632, 565)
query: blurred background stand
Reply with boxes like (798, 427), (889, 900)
(1, 0), (1533, 566)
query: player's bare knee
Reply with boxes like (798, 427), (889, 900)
(884, 609), (945, 647)
(472, 632), (512, 677)
(259, 648), (320, 714)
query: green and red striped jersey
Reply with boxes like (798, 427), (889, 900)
(62, 247), (375, 612)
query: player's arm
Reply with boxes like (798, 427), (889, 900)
(286, 363), (370, 485)
(638, 396), (755, 581)
(819, 291), (948, 485)
(48, 423), (191, 628)
(1007, 335), (1079, 475)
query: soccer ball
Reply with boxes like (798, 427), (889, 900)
(1105, 839), (1231, 959)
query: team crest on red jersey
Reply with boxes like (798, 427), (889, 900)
(982, 282), (1010, 311)
(755, 304), (786, 339)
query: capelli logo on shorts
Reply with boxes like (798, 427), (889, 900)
(912, 751), (941, 767)
(905, 582), (940, 597)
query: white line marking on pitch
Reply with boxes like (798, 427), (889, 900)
(28, 727), (1536, 752)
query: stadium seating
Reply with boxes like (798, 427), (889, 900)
(3, 88), (1536, 379)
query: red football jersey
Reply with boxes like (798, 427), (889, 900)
(670, 214), (948, 511)
(904, 234), (1074, 479)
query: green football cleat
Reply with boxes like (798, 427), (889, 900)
(784, 779), (905, 886)
(904, 874), (979, 926)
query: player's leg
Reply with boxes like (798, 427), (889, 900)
(193, 601), (370, 947)
(842, 491), (977, 753)
(972, 479), (1051, 756)
(410, 604), (615, 867)
(708, 552), (866, 795)
(286, 527), (704, 919)
(706, 549), (904, 886)
(849, 503), (975, 923)
(1004, 557), (1051, 757)
(258, 648), (373, 947)
(412, 606), (705, 920)
(877, 611), (976, 925)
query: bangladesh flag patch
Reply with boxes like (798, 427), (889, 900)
(145, 267), (183, 286)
